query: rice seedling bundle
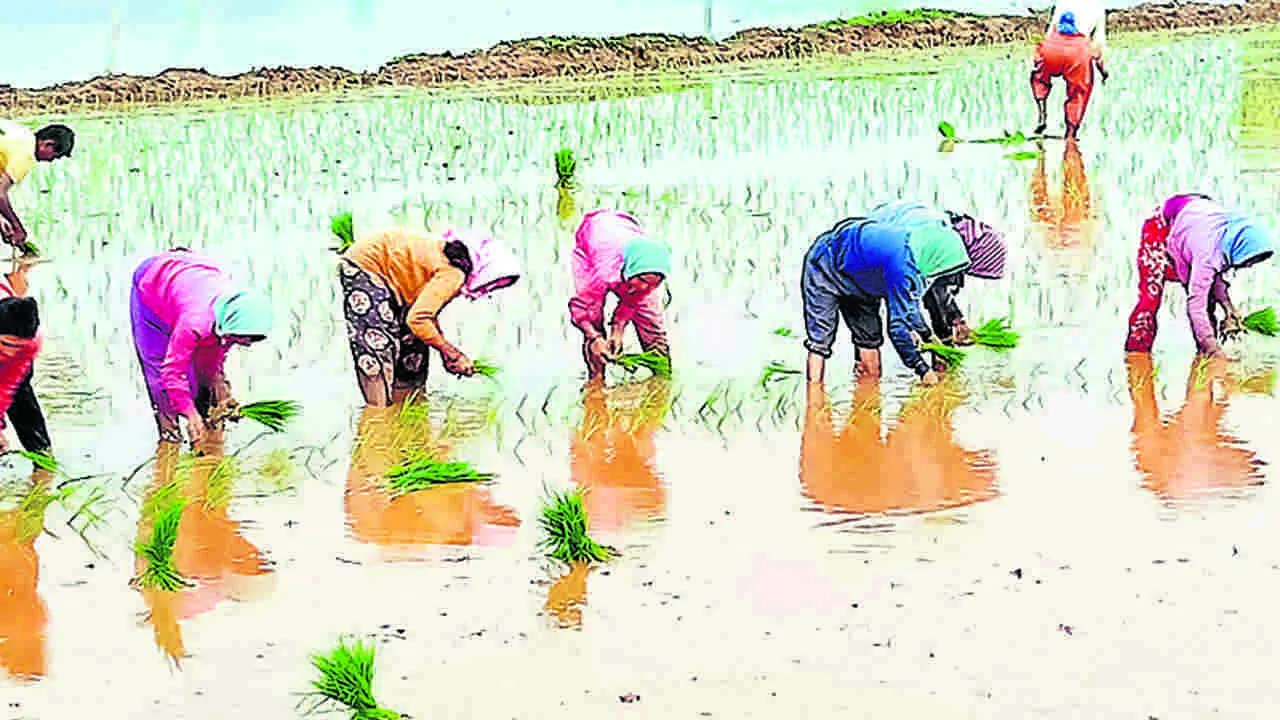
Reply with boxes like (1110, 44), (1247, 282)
(15, 450), (59, 474)
(1243, 307), (1278, 336)
(302, 637), (401, 720)
(970, 317), (1020, 349)
(19, 241), (40, 258)
(471, 358), (500, 377)
(132, 493), (192, 592)
(613, 351), (672, 378)
(921, 343), (966, 368)
(331, 211), (355, 253)
(237, 400), (301, 433)
(538, 488), (616, 565)
(554, 148), (577, 190)
(384, 457), (496, 496)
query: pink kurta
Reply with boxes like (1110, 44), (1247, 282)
(568, 209), (665, 338)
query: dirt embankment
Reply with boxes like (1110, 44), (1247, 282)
(2, 0), (1276, 117)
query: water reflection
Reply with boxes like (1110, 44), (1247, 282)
(134, 439), (276, 665)
(1030, 139), (1098, 275)
(0, 468), (55, 682)
(543, 562), (592, 630)
(344, 405), (519, 550)
(1125, 353), (1266, 503)
(799, 376), (998, 520)
(570, 377), (671, 533)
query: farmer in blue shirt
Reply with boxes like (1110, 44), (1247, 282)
(801, 216), (971, 385)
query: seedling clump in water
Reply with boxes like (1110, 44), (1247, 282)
(538, 488), (616, 565)
(554, 148), (578, 190)
(132, 492), (191, 592)
(384, 456), (496, 496)
(331, 212), (355, 253)
(613, 351), (671, 378)
(1243, 307), (1278, 336)
(300, 637), (401, 720)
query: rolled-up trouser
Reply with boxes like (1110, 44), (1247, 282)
(801, 242), (883, 358)
(131, 257), (213, 440)
(1031, 31), (1097, 128)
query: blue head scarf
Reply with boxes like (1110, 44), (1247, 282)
(212, 289), (273, 337)
(621, 237), (673, 281)
(1222, 215), (1275, 269)
(1057, 11), (1080, 35)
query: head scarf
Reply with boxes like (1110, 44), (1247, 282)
(868, 200), (947, 231)
(906, 224), (971, 282)
(621, 237), (672, 281)
(212, 289), (272, 337)
(1221, 215), (1275, 269)
(442, 228), (522, 300)
(947, 211), (1008, 279)
(1056, 11), (1080, 35)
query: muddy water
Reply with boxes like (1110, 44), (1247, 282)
(4, 29), (1280, 719)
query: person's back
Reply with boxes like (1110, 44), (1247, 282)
(868, 200), (949, 232)
(1049, 0), (1106, 48)
(344, 226), (454, 305)
(812, 217), (911, 297)
(136, 251), (231, 330)
(0, 120), (36, 186)
(573, 209), (645, 283)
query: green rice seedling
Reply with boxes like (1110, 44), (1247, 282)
(554, 148), (577, 190)
(538, 487), (616, 565)
(383, 456), (495, 496)
(1243, 307), (1279, 336)
(330, 211), (355, 253)
(759, 360), (802, 388)
(19, 241), (40, 258)
(771, 326), (795, 337)
(471, 358), (500, 377)
(613, 351), (672, 378)
(970, 317), (1020, 349)
(237, 400), (301, 433)
(132, 493), (191, 592)
(300, 637), (400, 720)
(15, 450), (59, 474)
(922, 343), (966, 368)
(1005, 150), (1041, 161)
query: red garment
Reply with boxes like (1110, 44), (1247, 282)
(1125, 216), (1181, 352)
(0, 276), (38, 428)
(1031, 31), (1098, 127)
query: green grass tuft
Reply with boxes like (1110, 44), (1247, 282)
(1244, 307), (1279, 336)
(302, 637), (401, 720)
(922, 343), (966, 368)
(613, 351), (672, 378)
(331, 212), (355, 253)
(538, 487), (616, 565)
(970, 317), (1020, 349)
(238, 400), (301, 433)
(133, 492), (192, 592)
(384, 456), (496, 497)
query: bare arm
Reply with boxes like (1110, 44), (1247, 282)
(0, 174), (25, 235)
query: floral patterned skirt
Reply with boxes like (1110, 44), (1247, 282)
(338, 258), (430, 397)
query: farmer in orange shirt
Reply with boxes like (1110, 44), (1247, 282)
(1031, 2), (1109, 139)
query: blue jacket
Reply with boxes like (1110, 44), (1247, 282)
(810, 218), (934, 376)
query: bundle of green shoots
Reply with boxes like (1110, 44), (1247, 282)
(613, 351), (672, 379)
(471, 358), (500, 378)
(538, 488), (616, 565)
(14, 449), (59, 474)
(236, 400), (301, 433)
(384, 455), (496, 497)
(970, 317), (1021, 349)
(554, 148), (577, 190)
(331, 211), (355, 253)
(301, 637), (401, 720)
(19, 241), (41, 258)
(132, 493), (191, 592)
(921, 343), (966, 369)
(1243, 307), (1279, 336)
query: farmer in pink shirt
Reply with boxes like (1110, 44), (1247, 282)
(568, 210), (673, 381)
(129, 250), (272, 447)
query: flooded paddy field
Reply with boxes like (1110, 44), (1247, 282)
(4, 29), (1280, 718)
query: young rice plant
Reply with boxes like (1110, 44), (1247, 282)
(300, 637), (401, 720)
(538, 487), (616, 565)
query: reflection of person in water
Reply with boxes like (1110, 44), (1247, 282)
(1029, 139), (1097, 273)
(1125, 353), (1265, 501)
(136, 437), (274, 665)
(0, 468), (54, 681)
(343, 406), (519, 548)
(570, 377), (671, 532)
(799, 375), (997, 516)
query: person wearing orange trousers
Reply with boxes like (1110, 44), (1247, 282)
(1031, 5), (1109, 139)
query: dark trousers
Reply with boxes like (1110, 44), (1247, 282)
(9, 366), (49, 453)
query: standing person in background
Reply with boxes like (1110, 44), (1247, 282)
(569, 209), (673, 382)
(1125, 194), (1274, 356)
(130, 250), (273, 448)
(801, 216), (970, 386)
(867, 200), (1008, 346)
(0, 121), (74, 251)
(1031, 0), (1109, 139)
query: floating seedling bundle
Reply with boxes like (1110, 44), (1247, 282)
(1243, 307), (1278, 336)
(300, 637), (401, 720)
(613, 351), (672, 379)
(235, 400), (301, 433)
(554, 148), (578, 190)
(330, 211), (355, 253)
(383, 455), (496, 496)
(132, 492), (191, 592)
(538, 488), (616, 565)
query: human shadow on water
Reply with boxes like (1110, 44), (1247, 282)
(1030, 139), (1098, 276)
(1125, 353), (1267, 503)
(799, 376), (999, 524)
(133, 438), (276, 667)
(343, 404), (519, 550)
(0, 467), (55, 682)
(541, 377), (671, 630)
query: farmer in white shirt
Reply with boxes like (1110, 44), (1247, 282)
(0, 121), (74, 251)
(1031, 0), (1110, 139)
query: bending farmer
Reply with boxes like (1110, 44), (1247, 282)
(340, 225), (520, 407)
(0, 263), (49, 454)
(801, 217), (971, 385)
(1125, 194), (1275, 356)
(1031, 1), (1108, 139)
(569, 209), (673, 381)
(130, 250), (273, 447)
(868, 200), (1008, 345)
(0, 121), (74, 250)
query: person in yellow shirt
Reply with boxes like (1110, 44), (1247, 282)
(0, 121), (75, 250)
